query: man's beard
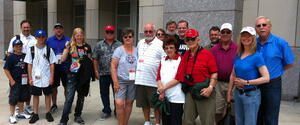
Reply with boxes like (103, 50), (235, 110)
(166, 30), (176, 35)
(145, 36), (155, 41)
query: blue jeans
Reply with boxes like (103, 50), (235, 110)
(99, 75), (115, 114)
(257, 79), (282, 125)
(234, 88), (261, 125)
(60, 73), (85, 123)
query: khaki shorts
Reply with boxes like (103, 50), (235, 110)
(135, 85), (157, 108)
(215, 81), (228, 114)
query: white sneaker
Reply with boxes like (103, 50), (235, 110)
(17, 112), (31, 119)
(144, 121), (152, 125)
(25, 105), (33, 114)
(9, 115), (17, 124)
(14, 106), (19, 116)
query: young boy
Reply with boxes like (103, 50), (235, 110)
(4, 39), (32, 124)
(24, 30), (57, 124)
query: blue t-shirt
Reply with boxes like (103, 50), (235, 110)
(112, 46), (138, 83)
(3, 53), (27, 83)
(256, 33), (295, 79)
(234, 52), (265, 89)
(46, 35), (71, 71)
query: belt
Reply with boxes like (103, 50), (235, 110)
(237, 87), (258, 94)
(270, 76), (281, 83)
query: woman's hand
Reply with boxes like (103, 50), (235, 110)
(234, 78), (246, 88)
(159, 92), (165, 101)
(158, 86), (166, 94)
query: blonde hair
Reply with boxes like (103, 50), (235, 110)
(70, 28), (86, 53)
(237, 34), (257, 56)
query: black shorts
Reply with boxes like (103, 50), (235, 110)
(31, 85), (52, 96)
(53, 70), (68, 88)
(9, 83), (31, 106)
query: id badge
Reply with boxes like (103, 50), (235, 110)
(138, 59), (144, 63)
(22, 74), (28, 85)
(129, 69), (136, 80)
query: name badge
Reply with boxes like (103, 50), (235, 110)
(139, 59), (144, 63)
(129, 69), (136, 80)
(22, 74), (28, 85)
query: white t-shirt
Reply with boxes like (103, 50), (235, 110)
(8, 33), (37, 54)
(135, 37), (166, 87)
(24, 45), (57, 88)
(159, 56), (185, 103)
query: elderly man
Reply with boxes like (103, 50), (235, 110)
(177, 20), (189, 55)
(165, 20), (177, 36)
(204, 26), (221, 50)
(93, 25), (122, 120)
(46, 23), (70, 112)
(135, 24), (165, 125)
(255, 16), (295, 125)
(211, 23), (237, 125)
(7, 20), (37, 115)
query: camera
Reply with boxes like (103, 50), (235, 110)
(184, 74), (194, 82)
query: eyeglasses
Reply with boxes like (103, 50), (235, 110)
(164, 46), (175, 50)
(256, 23), (268, 28)
(221, 30), (231, 35)
(106, 30), (114, 34)
(185, 37), (196, 42)
(156, 33), (164, 37)
(144, 30), (153, 34)
(123, 35), (133, 39)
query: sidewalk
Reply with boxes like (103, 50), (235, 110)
(0, 61), (299, 125)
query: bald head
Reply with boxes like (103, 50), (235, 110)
(144, 23), (156, 42)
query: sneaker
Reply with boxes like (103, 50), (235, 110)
(74, 116), (85, 124)
(9, 115), (17, 124)
(16, 112), (31, 119)
(50, 104), (58, 113)
(29, 114), (39, 124)
(46, 112), (54, 122)
(58, 122), (67, 125)
(144, 121), (152, 125)
(99, 113), (111, 121)
(25, 105), (33, 114)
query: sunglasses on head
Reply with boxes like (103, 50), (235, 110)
(144, 30), (153, 34)
(256, 23), (268, 28)
(221, 30), (231, 35)
(156, 33), (164, 36)
(185, 37), (196, 42)
(123, 35), (133, 39)
(106, 30), (114, 34)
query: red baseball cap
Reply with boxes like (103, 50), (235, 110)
(185, 29), (199, 38)
(105, 25), (115, 31)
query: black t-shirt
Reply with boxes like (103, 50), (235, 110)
(67, 44), (92, 72)
(177, 37), (189, 55)
(3, 53), (27, 82)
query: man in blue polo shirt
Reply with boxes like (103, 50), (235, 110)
(255, 16), (295, 125)
(46, 23), (70, 112)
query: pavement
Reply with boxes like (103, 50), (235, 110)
(0, 61), (299, 125)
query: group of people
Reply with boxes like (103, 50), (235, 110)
(4, 15), (295, 125)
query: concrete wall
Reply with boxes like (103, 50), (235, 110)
(164, 0), (244, 46)
(0, 0), (13, 58)
(138, 0), (164, 39)
(13, 1), (26, 35)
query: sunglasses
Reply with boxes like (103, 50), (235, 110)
(156, 33), (164, 36)
(256, 23), (268, 28)
(144, 30), (153, 34)
(221, 30), (231, 35)
(106, 30), (114, 34)
(123, 35), (133, 39)
(164, 46), (175, 50)
(185, 37), (196, 42)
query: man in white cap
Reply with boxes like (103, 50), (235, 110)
(211, 23), (238, 124)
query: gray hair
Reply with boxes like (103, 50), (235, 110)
(255, 16), (271, 24)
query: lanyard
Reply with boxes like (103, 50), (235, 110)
(185, 46), (202, 74)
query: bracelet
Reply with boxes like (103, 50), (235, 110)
(209, 85), (214, 89)
(210, 78), (218, 81)
(246, 80), (250, 86)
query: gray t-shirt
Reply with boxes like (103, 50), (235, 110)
(112, 46), (138, 83)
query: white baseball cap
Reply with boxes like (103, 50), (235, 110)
(220, 23), (232, 31)
(240, 26), (256, 36)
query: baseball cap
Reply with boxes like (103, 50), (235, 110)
(240, 26), (256, 36)
(185, 29), (199, 38)
(35, 30), (46, 37)
(12, 39), (23, 46)
(105, 25), (115, 31)
(54, 23), (63, 28)
(220, 23), (232, 31)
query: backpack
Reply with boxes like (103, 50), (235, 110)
(30, 46), (51, 63)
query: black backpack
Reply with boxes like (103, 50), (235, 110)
(30, 46), (51, 63)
